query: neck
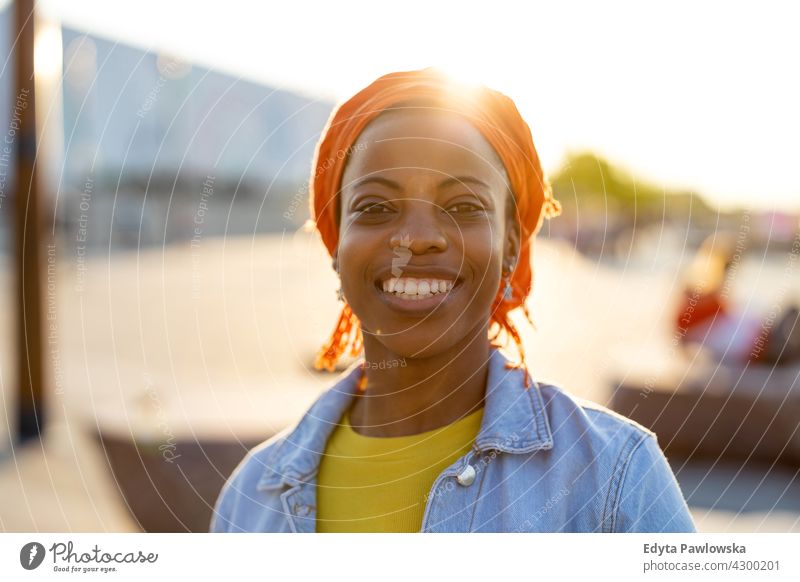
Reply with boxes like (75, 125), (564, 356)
(349, 325), (490, 437)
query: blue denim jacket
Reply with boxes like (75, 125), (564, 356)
(210, 347), (697, 533)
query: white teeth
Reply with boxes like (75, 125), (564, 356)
(379, 276), (456, 298)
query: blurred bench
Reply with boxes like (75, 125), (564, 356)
(91, 385), (322, 532)
(608, 347), (800, 466)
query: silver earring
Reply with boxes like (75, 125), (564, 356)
(503, 260), (516, 301)
(502, 275), (513, 301)
(333, 259), (344, 301)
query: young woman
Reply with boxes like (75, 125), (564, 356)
(211, 69), (696, 533)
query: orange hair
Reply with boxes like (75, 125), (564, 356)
(309, 68), (561, 389)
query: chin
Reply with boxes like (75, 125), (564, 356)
(364, 325), (470, 360)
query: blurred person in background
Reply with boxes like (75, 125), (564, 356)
(675, 233), (800, 366)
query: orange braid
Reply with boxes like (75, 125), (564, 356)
(313, 302), (364, 372)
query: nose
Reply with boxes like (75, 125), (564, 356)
(389, 202), (448, 254)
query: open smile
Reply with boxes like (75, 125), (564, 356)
(373, 275), (464, 315)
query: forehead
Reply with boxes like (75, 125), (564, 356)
(341, 109), (508, 186)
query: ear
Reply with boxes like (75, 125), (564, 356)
(504, 193), (521, 271)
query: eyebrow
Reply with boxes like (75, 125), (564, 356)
(351, 176), (402, 190)
(351, 175), (490, 191)
(439, 176), (491, 190)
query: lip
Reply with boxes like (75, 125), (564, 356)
(374, 268), (464, 316)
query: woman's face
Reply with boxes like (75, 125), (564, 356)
(337, 108), (520, 359)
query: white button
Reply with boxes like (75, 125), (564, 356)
(456, 464), (476, 486)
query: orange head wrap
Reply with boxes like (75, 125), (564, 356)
(308, 68), (561, 388)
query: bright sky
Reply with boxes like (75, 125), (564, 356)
(21, 0), (800, 211)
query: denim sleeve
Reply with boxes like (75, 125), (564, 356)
(209, 465), (242, 532)
(209, 447), (263, 533)
(612, 433), (697, 533)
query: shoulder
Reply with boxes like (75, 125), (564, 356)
(536, 380), (655, 450)
(209, 376), (353, 532)
(533, 381), (695, 532)
(209, 427), (294, 532)
(229, 427), (294, 489)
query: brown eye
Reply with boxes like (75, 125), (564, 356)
(446, 202), (485, 214)
(357, 202), (393, 214)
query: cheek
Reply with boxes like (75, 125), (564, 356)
(337, 217), (379, 264)
(473, 256), (503, 302)
(464, 225), (505, 285)
(337, 240), (369, 287)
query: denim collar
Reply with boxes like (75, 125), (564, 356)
(257, 346), (553, 490)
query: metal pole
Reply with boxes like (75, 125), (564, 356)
(13, 0), (46, 442)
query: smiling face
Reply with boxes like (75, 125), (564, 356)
(335, 107), (521, 359)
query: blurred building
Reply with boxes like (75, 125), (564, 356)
(60, 28), (333, 185)
(55, 25), (334, 248)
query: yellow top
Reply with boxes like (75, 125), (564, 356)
(315, 405), (485, 532)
